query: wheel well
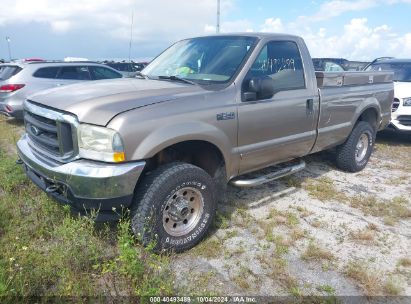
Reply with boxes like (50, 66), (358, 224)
(146, 141), (226, 178)
(358, 108), (378, 130)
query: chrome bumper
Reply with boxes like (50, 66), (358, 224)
(17, 134), (145, 201)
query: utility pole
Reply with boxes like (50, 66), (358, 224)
(216, 0), (220, 33)
(128, 11), (134, 62)
(6, 37), (12, 61)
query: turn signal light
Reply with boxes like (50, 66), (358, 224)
(0, 84), (25, 93)
(113, 152), (125, 162)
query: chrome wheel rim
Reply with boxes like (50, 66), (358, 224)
(355, 133), (369, 163)
(162, 187), (204, 237)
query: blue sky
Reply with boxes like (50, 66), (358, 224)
(0, 0), (411, 61)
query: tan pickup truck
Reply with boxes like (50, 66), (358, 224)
(17, 33), (393, 252)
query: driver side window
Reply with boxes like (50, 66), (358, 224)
(243, 41), (306, 100)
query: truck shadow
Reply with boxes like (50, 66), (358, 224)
(376, 129), (411, 146)
(210, 149), (337, 235)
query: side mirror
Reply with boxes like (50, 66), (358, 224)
(244, 76), (275, 101)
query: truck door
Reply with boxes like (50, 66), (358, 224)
(237, 40), (318, 174)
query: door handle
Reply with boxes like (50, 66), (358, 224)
(306, 99), (314, 113)
(306, 99), (314, 110)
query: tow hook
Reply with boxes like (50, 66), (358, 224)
(45, 184), (60, 193)
(16, 159), (23, 165)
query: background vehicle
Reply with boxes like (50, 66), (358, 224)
(313, 58), (346, 71)
(313, 58), (369, 71)
(366, 58), (411, 132)
(0, 61), (122, 118)
(103, 61), (148, 78)
(17, 33), (393, 252)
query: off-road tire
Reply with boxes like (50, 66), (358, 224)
(336, 121), (376, 172)
(131, 162), (216, 252)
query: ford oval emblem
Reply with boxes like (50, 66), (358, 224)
(30, 125), (41, 136)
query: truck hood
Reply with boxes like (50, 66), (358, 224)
(394, 82), (411, 99)
(29, 78), (204, 125)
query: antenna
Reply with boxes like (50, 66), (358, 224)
(6, 36), (12, 61)
(216, 0), (220, 33)
(128, 11), (134, 62)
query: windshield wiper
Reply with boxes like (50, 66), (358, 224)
(157, 75), (197, 85)
(135, 71), (148, 79)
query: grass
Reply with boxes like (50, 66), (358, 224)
(190, 237), (223, 259)
(301, 242), (334, 261)
(350, 195), (411, 224)
(374, 138), (411, 171)
(267, 208), (300, 227)
(304, 177), (348, 202)
(383, 277), (403, 296)
(0, 119), (175, 297)
(257, 254), (299, 295)
(317, 284), (336, 295)
(345, 261), (380, 295)
(397, 257), (411, 267)
(349, 226), (375, 242)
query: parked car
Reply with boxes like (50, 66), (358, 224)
(366, 58), (411, 132)
(313, 58), (346, 71)
(313, 58), (370, 71)
(0, 61), (122, 119)
(17, 33), (393, 252)
(104, 61), (148, 78)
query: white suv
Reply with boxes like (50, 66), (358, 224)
(366, 59), (411, 132)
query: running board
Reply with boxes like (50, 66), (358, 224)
(230, 160), (306, 188)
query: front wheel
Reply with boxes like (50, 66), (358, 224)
(131, 162), (216, 252)
(335, 121), (376, 172)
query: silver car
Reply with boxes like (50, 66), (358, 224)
(0, 61), (122, 119)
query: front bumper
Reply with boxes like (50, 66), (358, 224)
(390, 116), (411, 132)
(17, 134), (145, 220)
(0, 99), (24, 119)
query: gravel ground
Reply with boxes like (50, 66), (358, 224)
(173, 130), (411, 297)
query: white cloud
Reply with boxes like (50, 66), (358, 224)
(308, 0), (378, 21)
(0, 0), (234, 42)
(261, 18), (284, 33)
(256, 17), (411, 60)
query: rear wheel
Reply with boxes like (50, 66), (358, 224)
(131, 162), (216, 252)
(336, 121), (376, 172)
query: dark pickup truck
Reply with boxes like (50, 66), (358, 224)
(17, 33), (393, 251)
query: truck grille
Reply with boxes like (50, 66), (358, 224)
(24, 101), (78, 162)
(397, 115), (411, 127)
(392, 98), (400, 112)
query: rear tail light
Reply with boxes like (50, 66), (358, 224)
(5, 105), (13, 113)
(0, 84), (25, 93)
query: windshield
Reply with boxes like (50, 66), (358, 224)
(366, 62), (411, 82)
(0, 65), (22, 81)
(143, 36), (258, 84)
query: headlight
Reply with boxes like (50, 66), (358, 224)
(78, 124), (125, 163)
(403, 97), (411, 106)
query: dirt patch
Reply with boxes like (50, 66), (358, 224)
(173, 130), (411, 296)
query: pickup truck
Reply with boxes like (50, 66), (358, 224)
(16, 33), (393, 252)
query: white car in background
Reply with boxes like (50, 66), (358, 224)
(366, 59), (411, 132)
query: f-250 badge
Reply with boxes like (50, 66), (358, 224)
(216, 112), (235, 121)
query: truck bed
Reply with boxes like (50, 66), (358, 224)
(316, 71), (393, 87)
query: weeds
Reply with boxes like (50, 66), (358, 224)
(304, 177), (347, 202)
(349, 226), (375, 242)
(398, 257), (411, 267)
(383, 277), (403, 295)
(345, 261), (380, 295)
(0, 121), (175, 297)
(350, 195), (411, 224)
(301, 242), (334, 261)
